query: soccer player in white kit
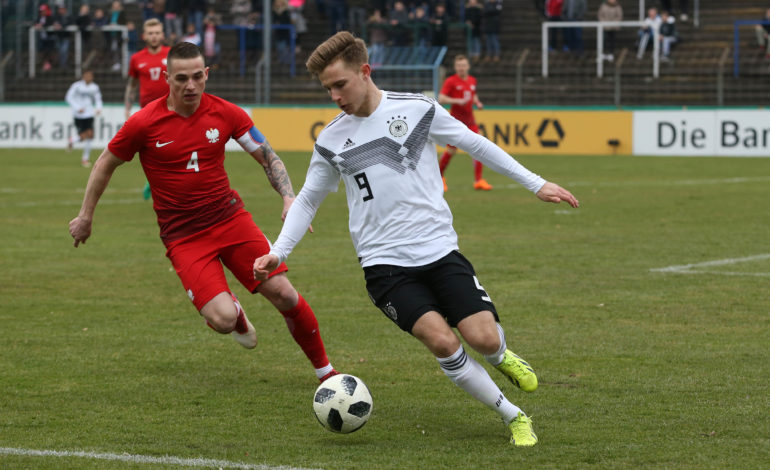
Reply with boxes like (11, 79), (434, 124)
(65, 69), (103, 167)
(254, 31), (579, 446)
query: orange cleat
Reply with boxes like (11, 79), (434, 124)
(473, 178), (493, 191)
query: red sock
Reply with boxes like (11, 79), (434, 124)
(231, 294), (249, 334)
(439, 151), (453, 175)
(473, 159), (483, 181)
(281, 294), (330, 369)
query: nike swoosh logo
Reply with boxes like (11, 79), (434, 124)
(156, 140), (174, 147)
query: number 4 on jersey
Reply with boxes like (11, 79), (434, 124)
(187, 152), (199, 172)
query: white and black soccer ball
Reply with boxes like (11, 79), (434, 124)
(313, 374), (373, 434)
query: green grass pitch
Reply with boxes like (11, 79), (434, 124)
(1, 148), (768, 469)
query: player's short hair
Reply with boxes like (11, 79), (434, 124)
(306, 31), (368, 76)
(143, 18), (163, 30)
(454, 54), (469, 63)
(167, 41), (204, 70)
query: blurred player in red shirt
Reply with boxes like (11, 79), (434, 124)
(70, 42), (339, 383)
(125, 18), (171, 200)
(438, 55), (491, 191)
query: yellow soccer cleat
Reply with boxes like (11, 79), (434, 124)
(495, 349), (538, 392)
(508, 413), (538, 446)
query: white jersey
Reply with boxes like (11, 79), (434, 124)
(65, 80), (103, 119)
(271, 90), (546, 268)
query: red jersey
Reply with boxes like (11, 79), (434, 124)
(108, 93), (262, 245)
(440, 74), (478, 127)
(128, 46), (171, 107)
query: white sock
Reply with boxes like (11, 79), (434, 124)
(71, 134), (82, 144)
(82, 139), (92, 161)
(315, 364), (333, 380)
(483, 323), (507, 366)
(437, 345), (522, 424)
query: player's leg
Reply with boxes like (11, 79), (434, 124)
(81, 126), (94, 167)
(219, 212), (336, 380)
(439, 145), (457, 191)
(365, 260), (534, 444)
(166, 228), (257, 348)
(433, 251), (537, 392)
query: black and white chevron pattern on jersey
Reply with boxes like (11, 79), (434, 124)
(314, 105), (434, 175)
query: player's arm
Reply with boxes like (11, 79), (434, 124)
(473, 93), (483, 110)
(248, 138), (298, 220)
(124, 77), (138, 120)
(69, 149), (126, 247)
(438, 92), (467, 106)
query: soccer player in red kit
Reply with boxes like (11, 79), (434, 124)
(125, 18), (172, 200)
(70, 42), (339, 383)
(438, 55), (491, 191)
(125, 18), (171, 120)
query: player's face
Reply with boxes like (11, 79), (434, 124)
(166, 56), (208, 108)
(318, 59), (371, 116)
(83, 71), (94, 83)
(454, 59), (470, 78)
(143, 25), (165, 49)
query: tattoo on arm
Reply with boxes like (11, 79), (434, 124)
(260, 142), (295, 199)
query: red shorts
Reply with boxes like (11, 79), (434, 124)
(446, 123), (479, 150)
(165, 209), (288, 311)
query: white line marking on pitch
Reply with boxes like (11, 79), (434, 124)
(0, 446), (322, 470)
(650, 254), (770, 277)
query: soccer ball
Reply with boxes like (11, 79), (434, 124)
(313, 374), (373, 433)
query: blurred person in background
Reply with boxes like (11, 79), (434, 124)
(597, 0), (622, 62)
(636, 6), (661, 59)
(661, 0), (689, 22)
(465, 0), (483, 63)
(52, 3), (74, 68)
(563, 0), (586, 54)
(754, 8), (770, 59)
(34, 4), (56, 71)
(438, 54), (489, 191)
(65, 69), (103, 168)
(658, 10), (678, 61)
(481, 0), (502, 62)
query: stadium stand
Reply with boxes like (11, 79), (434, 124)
(1, 0), (768, 106)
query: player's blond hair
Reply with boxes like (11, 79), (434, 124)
(306, 31), (369, 76)
(143, 18), (163, 30)
(454, 54), (469, 63)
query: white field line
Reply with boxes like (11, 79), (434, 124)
(0, 446), (322, 470)
(502, 175), (770, 190)
(650, 254), (770, 277)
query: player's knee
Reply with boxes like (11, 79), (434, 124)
(202, 301), (239, 333)
(428, 330), (462, 358)
(259, 275), (298, 311)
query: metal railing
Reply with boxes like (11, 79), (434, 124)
(541, 20), (659, 79)
(732, 20), (770, 77)
(217, 24), (296, 77)
(28, 24), (129, 78)
(0, 51), (14, 101)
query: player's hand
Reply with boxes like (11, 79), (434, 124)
(476, 101), (484, 110)
(253, 254), (279, 281)
(282, 197), (313, 233)
(536, 182), (579, 208)
(69, 216), (92, 247)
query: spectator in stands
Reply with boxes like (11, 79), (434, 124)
(163, 0), (184, 42)
(597, 0), (621, 62)
(347, 0), (368, 36)
(481, 0), (502, 62)
(658, 10), (678, 61)
(107, 1), (126, 70)
(138, 1), (161, 21)
(91, 7), (108, 56)
(661, 0), (689, 23)
(230, 0), (253, 26)
(52, 4), (74, 69)
(367, 8), (388, 66)
(389, 1), (410, 47)
(188, 0), (207, 38)
(126, 21), (139, 55)
(75, 4), (93, 53)
(152, 0), (166, 23)
(563, 0), (586, 54)
(755, 8), (770, 59)
(35, 4), (56, 71)
(328, 0), (349, 35)
(289, 0), (309, 52)
(430, 3), (450, 48)
(412, 7), (432, 51)
(273, 0), (294, 65)
(545, 0), (564, 52)
(182, 22), (202, 46)
(636, 6), (661, 59)
(203, 8), (222, 67)
(465, 0), (483, 63)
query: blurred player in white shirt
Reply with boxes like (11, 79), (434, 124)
(254, 31), (579, 446)
(65, 69), (103, 167)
